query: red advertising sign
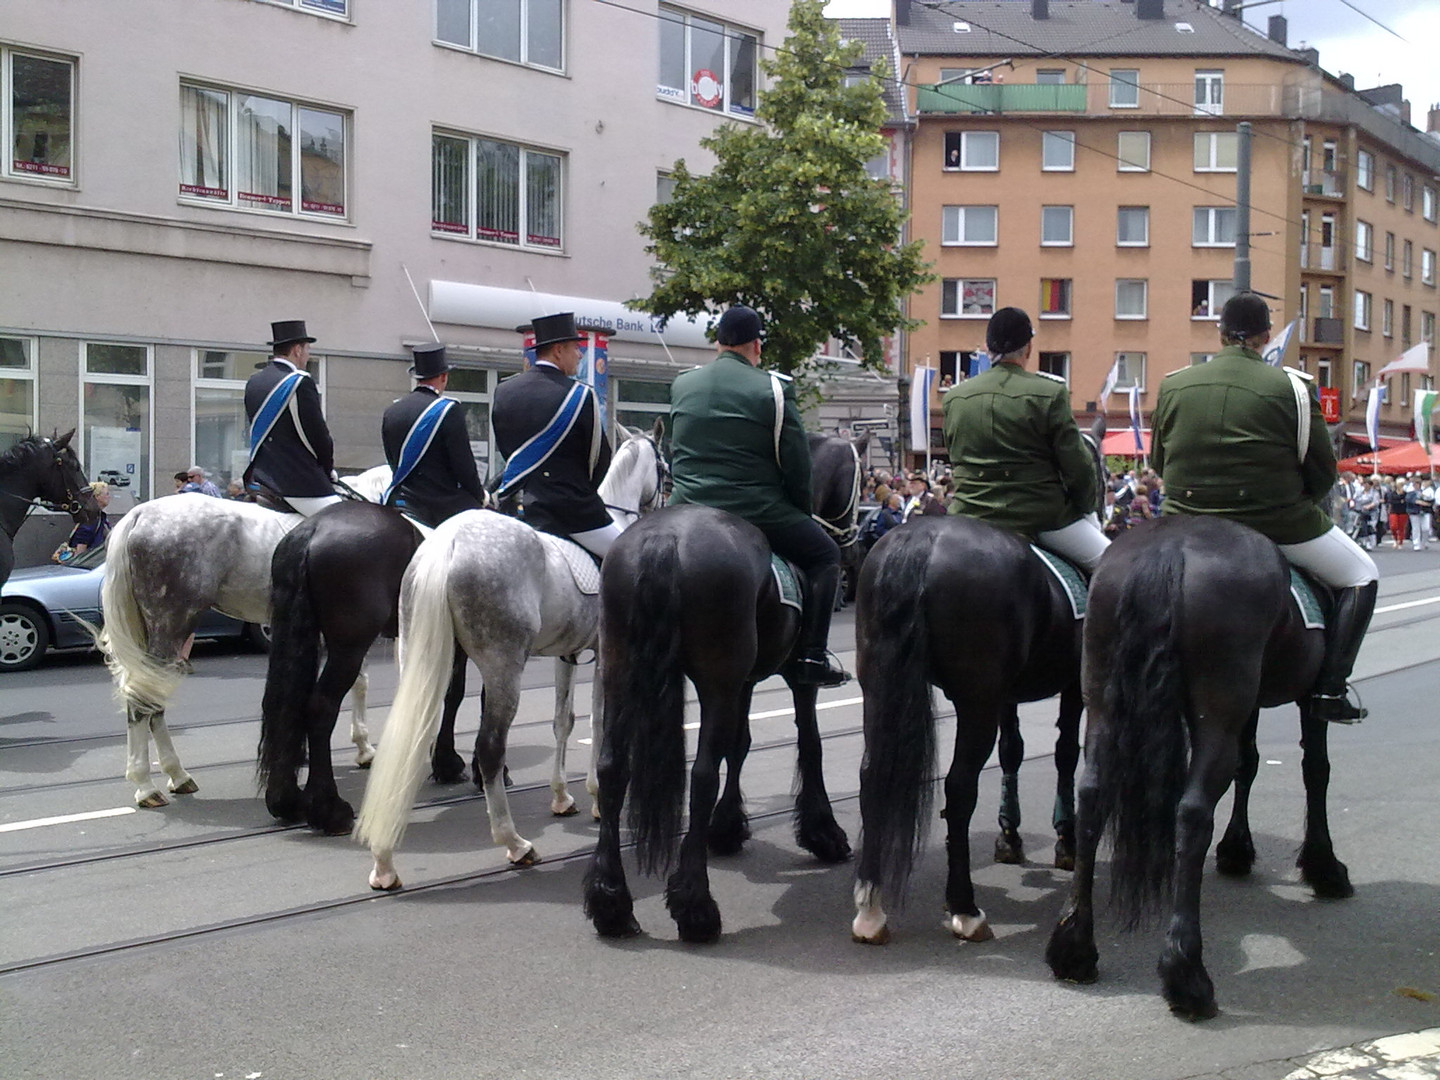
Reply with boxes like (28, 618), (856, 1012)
(1319, 386), (1340, 423)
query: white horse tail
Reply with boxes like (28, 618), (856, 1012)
(355, 524), (460, 858)
(98, 510), (183, 711)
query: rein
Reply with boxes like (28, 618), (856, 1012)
(604, 436), (669, 519)
(813, 440), (862, 547)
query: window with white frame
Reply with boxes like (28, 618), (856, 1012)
(1356, 150), (1373, 191)
(4, 47), (75, 182)
(442, 367), (493, 472)
(1383, 298), (1394, 338)
(1040, 205), (1072, 246)
(1193, 70), (1223, 115)
(1113, 352), (1146, 390)
(179, 83), (347, 218)
(1316, 358), (1332, 387)
(943, 130), (998, 171)
(1117, 131), (1149, 172)
(1385, 164), (1397, 202)
(0, 335), (37, 452)
(1404, 239), (1414, 278)
(1299, 284), (1308, 341)
(1355, 219), (1373, 262)
(437, 0), (564, 71)
(1108, 69), (1139, 108)
(941, 278), (996, 317)
(1425, 185), (1437, 223)
(260, 0), (348, 17)
(656, 6), (757, 116)
(1039, 279), (1071, 318)
(656, 171), (677, 205)
(1354, 289), (1372, 331)
(1036, 69), (1066, 85)
(1423, 311), (1435, 344)
(1424, 248), (1437, 286)
(1038, 352), (1070, 381)
(1403, 304), (1412, 342)
(83, 343), (152, 501)
(1318, 284), (1335, 319)
(1191, 279), (1234, 319)
(1322, 140), (1337, 172)
(1041, 130), (1074, 171)
(1403, 172), (1414, 211)
(941, 205), (997, 246)
(1385, 231), (1395, 271)
(1117, 205), (1149, 246)
(1192, 206), (1236, 247)
(432, 130), (563, 249)
(1115, 279), (1147, 319)
(1193, 131), (1238, 172)
(1353, 360), (1370, 396)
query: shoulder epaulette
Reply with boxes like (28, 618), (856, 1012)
(1035, 370), (1067, 384)
(769, 370), (793, 383)
(1282, 365), (1314, 382)
(1162, 367), (1185, 380)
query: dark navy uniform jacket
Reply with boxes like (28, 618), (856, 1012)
(491, 363), (612, 535)
(381, 385), (486, 528)
(243, 358), (335, 497)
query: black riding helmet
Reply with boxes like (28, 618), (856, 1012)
(1219, 292), (1271, 344)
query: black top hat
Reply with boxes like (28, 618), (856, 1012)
(986, 307), (1033, 357)
(528, 313), (585, 351)
(716, 305), (764, 346)
(270, 320), (316, 349)
(409, 343), (450, 378)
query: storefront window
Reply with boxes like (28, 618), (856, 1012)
(0, 336), (36, 452)
(83, 343), (152, 499)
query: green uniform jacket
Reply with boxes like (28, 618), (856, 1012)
(1150, 344), (1335, 545)
(941, 362), (1097, 538)
(668, 351), (814, 529)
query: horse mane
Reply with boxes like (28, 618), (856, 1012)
(0, 434), (45, 473)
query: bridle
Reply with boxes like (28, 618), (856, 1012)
(0, 440), (95, 518)
(604, 434), (670, 520)
(812, 440), (862, 547)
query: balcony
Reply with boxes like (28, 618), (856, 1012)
(917, 83), (1086, 115)
(1302, 170), (1347, 198)
(1312, 317), (1344, 345)
(916, 82), (1283, 117)
(1301, 246), (1345, 273)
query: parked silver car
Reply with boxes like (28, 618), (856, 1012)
(0, 543), (267, 672)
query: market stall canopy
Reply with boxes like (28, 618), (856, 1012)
(1101, 429), (1150, 456)
(1335, 441), (1440, 474)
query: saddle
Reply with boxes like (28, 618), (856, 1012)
(540, 533), (601, 595)
(1289, 566), (1330, 631)
(1030, 545), (1089, 619)
(769, 554), (805, 613)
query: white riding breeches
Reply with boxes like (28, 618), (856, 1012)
(287, 494), (345, 517)
(570, 521), (624, 558)
(1036, 515), (1110, 574)
(1279, 525), (1379, 589)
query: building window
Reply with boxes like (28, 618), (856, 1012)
(941, 205), (997, 246)
(260, 0), (349, 17)
(1385, 231), (1395, 271)
(437, 0), (564, 71)
(1040, 205), (1072, 246)
(1041, 130), (1074, 171)
(1383, 298), (1394, 338)
(1424, 249), (1437, 286)
(179, 83), (347, 218)
(1354, 290), (1372, 331)
(1108, 69), (1139, 108)
(656, 7), (757, 116)
(1117, 205), (1149, 246)
(941, 278), (996, 318)
(1038, 352), (1070, 381)
(1423, 311), (1436, 345)
(1356, 150), (1373, 191)
(1113, 352), (1146, 391)
(1039, 279), (1072, 318)
(943, 130), (999, 171)
(1316, 358), (1332, 387)
(1385, 164), (1397, 202)
(1193, 70), (1223, 115)
(1404, 239), (1414, 279)
(0, 336), (37, 452)
(1117, 131), (1150, 172)
(4, 48), (75, 183)
(1115, 279), (1147, 320)
(1318, 285), (1335, 319)
(655, 171), (677, 205)
(1036, 69), (1066, 85)
(82, 343), (152, 501)
(1403, 173), (1414, 212)
(1353, 360), (1370, 395)
(1189, 353), (1214, 366)
(432, 130), (564, 249)
(1193, 131), (1238, 172)
(1425, 185), (1437, 223)
(1403, 304), (1413, 343)
(194, 349), (268, 490)
(1191, 279), (1234, 319)
(1299, 284), (1308, 341)
(1355, 219), (1373, 263)
(1192, 206), (1237, 247)
(443, 367), (493, 472)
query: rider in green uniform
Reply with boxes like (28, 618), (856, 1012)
(1150, 292), (1379, 722)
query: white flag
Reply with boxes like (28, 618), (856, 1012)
(909, 366), (937, 452)
(1098, 357), (1121, 403)
(1416, 389), (1440, 451)
(1366, 385), (1384, 451)
(1262, 319), (1297, 367)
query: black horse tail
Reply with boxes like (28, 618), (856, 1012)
(855, 528), (939, 903)
(614, 531), (687, 876)
(256, 529), (320, 792)
(1091, 539), (1189, 930)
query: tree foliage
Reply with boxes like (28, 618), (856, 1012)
(631, 0), (932, 387)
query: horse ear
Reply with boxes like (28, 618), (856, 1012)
(651, 416), (665, 441)
(851, 429), (871, 455)
(1089, 415), (1106, 444)
(54, 429), (76, 450)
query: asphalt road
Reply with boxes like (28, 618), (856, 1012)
(1, 545), (1437, 1080)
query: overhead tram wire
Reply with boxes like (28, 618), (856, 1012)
(1334, 0), (1411, 44)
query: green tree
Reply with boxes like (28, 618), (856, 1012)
(632, 0), (932, 388)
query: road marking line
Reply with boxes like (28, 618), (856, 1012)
(1376, 595), (1440, 614)
(0, 807), (137, 834)
(577, 695), (867, 743)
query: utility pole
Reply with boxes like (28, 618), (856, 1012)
(1233, 121), (1252, 293)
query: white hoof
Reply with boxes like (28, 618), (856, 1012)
(136, 788), (169, 809)
(591, 801), (601, 821)
(354, 745), (376, 768)
(369, 864), (401, 892)
(507, 842), (540, 867)
(945, 910), (994, 942)
(851, 910), (890, 944)
(551, 792), (577, 816)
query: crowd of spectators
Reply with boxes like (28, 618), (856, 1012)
(1336, 474), (1435, 551)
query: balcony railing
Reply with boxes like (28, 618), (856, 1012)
(1301, 170), (1347, 197)
(917, 83), (1086, 115)
(1301, 246), (1346, 273)
(917, 82), (1284, 117)
(1312, 317), (1344, 345)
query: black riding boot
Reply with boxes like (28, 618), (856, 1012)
(1308, 581), (1378, 723)
(787, 563), (850, 687)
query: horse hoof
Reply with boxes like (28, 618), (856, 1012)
(551, 796), (579, 817)
(136, 791), (169, 809)
(994, 831), (1024, 865)
(945, 910), (994, 942)
(591, 803), (601, 822)
(797, 820), (852, 864)
(850, 913), (890, 945)
(369, 871), (402, 892)
(508, 845), (540, 868)
(169, 778), (199, 796)
(1054, 842), (1076, 873)
(354, 754), (374, 770)
(593, 913), (642, 939)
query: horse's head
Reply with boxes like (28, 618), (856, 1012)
(0, 430), (102, 524)
(602, 419), (670, 518)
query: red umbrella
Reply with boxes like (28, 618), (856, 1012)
(1100, 429), (1151, 456)
(1336, 441), (1440, 474)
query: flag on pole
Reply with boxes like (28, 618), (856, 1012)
(1365, 385), (1384, 450)
(1262, 319), (1297, 367)
(909, 366), (937, 452)
(1378, 340), (1430, 379)
(968, 350), (992, 378)
(1416, 389), (1440, 450)
(1098, 356), (1122, 403)
(1127, 384), (1143, 453)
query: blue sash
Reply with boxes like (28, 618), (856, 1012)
(384, 396), (455, 505)
(248, 371), (306, 459)
(496, 382), (589, 498)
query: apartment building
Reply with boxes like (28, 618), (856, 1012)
(894, 0), (1440, 463)
(0, 0), (791, 518)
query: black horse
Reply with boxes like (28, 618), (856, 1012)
(584, 434), (863, 942)
(1045, 516), (1349, 1020)
(0, 431), (99, 591)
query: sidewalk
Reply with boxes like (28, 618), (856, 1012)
(1190, 1028), (1440, 1080)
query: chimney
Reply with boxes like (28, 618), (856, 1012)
(1297, 46), (1319, 67)
(895, 0), (911, 26)
(1267, 15), (1287, 47)
(1136, 0), (1163, 17)
(1339, 73), (1355, 91)
(1221, 0), (1241, 17)
(1032, 0), (1049, 19)
(1429, 106), (1440, 135)
(1403, 100), (1412, 126)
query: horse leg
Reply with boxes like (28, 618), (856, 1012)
(430, 647), (467, 784)
(301, 646), (368, 835)
(709, 686), (752, 856)
(549, 658), (581, 816)
(994, 704), (1025, 865)
(126, 704), (167, 808)
(348, 665), (376, 768)
(940, 695), (1000, 941)
(472, 659), (537, 865)
(1157, 728), (1237, 1021)
(1052, 681), (1083, 871)
(1215, 709), (1260, 876)
(148, 708), (197, 797)
(1296, 702), (1354, 898)
(586, 658), (603, 821)
(1046, 743), (1105, 983)
(789, 678), (851, 863)
(584, 671), (639, 937)
(665, 687), (739, 943)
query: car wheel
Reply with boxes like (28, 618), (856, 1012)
(243, 622), (272, 653)
(0, 601), (50, 672)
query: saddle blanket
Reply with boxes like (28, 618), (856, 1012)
(1289, 567), (1326, 630)
(1029, 545), (1088, 620)
(544, 534), (601, 595)
(770, 554), (803, 612)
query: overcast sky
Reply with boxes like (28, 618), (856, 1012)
(822, 0), (1440, 119)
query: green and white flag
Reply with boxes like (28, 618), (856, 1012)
(1415, 389), (1440, 450)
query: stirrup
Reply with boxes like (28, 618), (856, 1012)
(1308, 688), (1366, 724)
(787, 652), (851, 688)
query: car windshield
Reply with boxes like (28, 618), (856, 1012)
(68, 541), (108, 571)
